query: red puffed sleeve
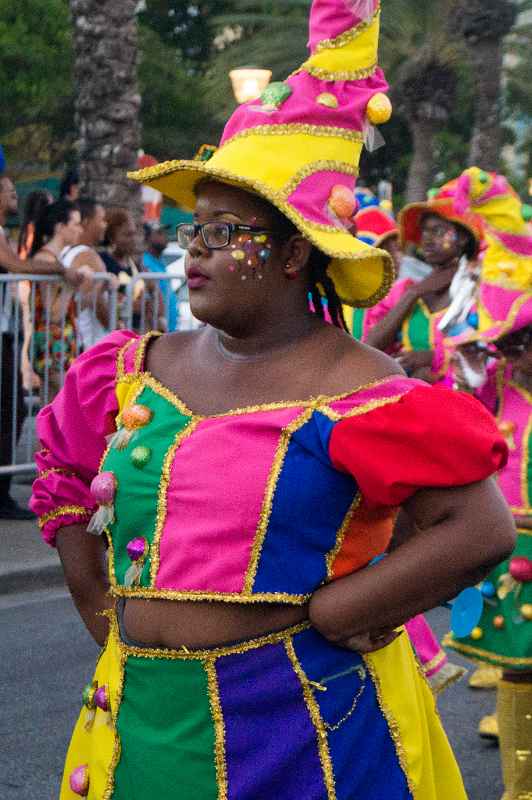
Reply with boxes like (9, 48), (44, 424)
(30, 330), (138, 546)
(329, 385), (508, 508)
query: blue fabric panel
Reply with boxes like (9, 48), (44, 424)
(252, 412), (357, 595)
(293, 628), (413, 800)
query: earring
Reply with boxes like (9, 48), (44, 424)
(285, 263), (300, 280)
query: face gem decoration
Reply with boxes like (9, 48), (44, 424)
(230, 233), (273, 280)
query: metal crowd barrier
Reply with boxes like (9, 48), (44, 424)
(0, 271), (191, 476)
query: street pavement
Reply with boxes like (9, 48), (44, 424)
(1, 483), (504, 799)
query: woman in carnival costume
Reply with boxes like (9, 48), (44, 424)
(356, 183), (483, 384)
(346, 201), (475, 696)
(443, 167), (532, 800)
(31, 4), (514, 798)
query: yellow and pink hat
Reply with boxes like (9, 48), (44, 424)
(451, 167), (531, 343)
(129, 0), (394, 307)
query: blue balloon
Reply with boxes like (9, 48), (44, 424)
(450, 587), (484, 638)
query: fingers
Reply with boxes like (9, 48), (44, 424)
(338, 629), (402, 653)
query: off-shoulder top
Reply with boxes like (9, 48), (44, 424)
(31, 330), (507, 605)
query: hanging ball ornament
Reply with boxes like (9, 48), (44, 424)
(122, 404), (152, 431)
(90, 472), (116, 506)
(509, 557), (532, 583)
(521, 604), (532, 621)
(366, 93), (392, 125)
(69, 765), (90, 797)
(478, 170), (489, 184)
(94, 685), (110, 712)
(82, 683), (97, 709)
(471, 626), (483, 641)
(493, 615), (505, 629)
(328, 185), (357, 220)
(131, 445), (152, 469)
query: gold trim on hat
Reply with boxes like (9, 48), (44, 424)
(315, 5), (381, 52)
(292, 63), (378, 82)
(222, 124), (364, 149)
(280, 159), (359, 200)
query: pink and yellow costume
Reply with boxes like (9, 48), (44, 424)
(31, 331), (506, 799)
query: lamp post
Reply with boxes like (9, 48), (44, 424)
(229, 68), (272, 104)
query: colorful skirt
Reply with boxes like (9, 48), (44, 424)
(444, 529), (532, 672)
(61, 611), (466, 799)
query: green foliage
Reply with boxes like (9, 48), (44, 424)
(0, 0), (75, 167)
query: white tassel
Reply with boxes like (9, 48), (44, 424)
(87, 505), (114, 535)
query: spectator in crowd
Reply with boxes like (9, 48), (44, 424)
(101, 209), (165, 330)
(61, 198), (116, 350)
(142, 222), (178, 331)
(59, 168), (80, 203)
(18, 190), (54, 392)
(30, 200), (84, 401)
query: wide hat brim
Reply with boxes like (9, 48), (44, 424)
(129, 156), (394, 308)
(399, 199), (482, 258)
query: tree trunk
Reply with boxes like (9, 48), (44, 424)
(467, 39), (503, 171)
(69, 0), (142, 212)
(405, 118), (438, 203)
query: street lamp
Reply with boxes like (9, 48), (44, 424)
(229, 67), (272, 104)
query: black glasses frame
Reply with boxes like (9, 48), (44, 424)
(176, 222), (275, 250)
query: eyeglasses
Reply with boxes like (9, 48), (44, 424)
(176, 222), (274, 250)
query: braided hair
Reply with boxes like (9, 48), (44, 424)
(269, 206), (347, 330)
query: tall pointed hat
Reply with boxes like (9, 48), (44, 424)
(451, 167), (532, 342)
(129, 0), (394, 307)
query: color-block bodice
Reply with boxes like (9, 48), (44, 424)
(31, 331), (507, 604)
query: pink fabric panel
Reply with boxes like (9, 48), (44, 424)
(497, 374), (530, 509)
(493, 229), (532, 257)
(362, 278), (414, 346)
(156, 406), (306, 593)
(327, 375), (420, 416)
(308, 0), (379, 52)
(220, 70), (388, 146)
(480, 283), (523, 324)
(287, 171), (356, 226)
(405, 614), (447, 676)
(30, 330), (136, 545)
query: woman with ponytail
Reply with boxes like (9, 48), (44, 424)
(31, 199), (83, 400)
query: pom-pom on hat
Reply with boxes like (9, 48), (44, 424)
(354, 205), (398, 247)
(129, 0), (394, 308)
(450, 168), (532, 344)
(399, 181), (484, 260)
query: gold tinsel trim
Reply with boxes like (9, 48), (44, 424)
(325, 494), (361, 578)
(321, 393), (406, 421)
(284, 639), (336, 799)
(243, 408), (315, 593)
(38, 505), (92, 529)
(363, 656), (416, 796)
(442, 634), (532, 667)
(294, 63), (378, 82)
(134, 331), (161, 374)
(280, 160), (359, 201)
(205, 659), (229, 799)
(117, 621), (311, 660)
(109, 585), (311, 604)
(222, 124), (364, 150)
(102, 616), (127, 800)
(37, 467), (77, 481)
(315, 5), (381, 52)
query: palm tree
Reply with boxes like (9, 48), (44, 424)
(449, 0), (518, 170)
(69, 0), (142, 211)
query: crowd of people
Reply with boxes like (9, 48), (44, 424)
(0, 171), (179, 519)
(1, 0), (531, 797)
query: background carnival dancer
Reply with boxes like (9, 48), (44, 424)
(358, 183), (483, 384)
(32, 1), (515, 798)
(444, 168), (532, 800)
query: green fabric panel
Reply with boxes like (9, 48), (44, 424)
(526, 433), (532, 506)
(113, 656), (218, 799)
(406, 301), (431, 351)
(351, 308), (366, 341)
(102, 386), (192, 586)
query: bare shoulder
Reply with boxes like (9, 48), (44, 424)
(147, 327), (205, 369)
(72, 248), (106, 273)
(317, 326), (404, 394)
